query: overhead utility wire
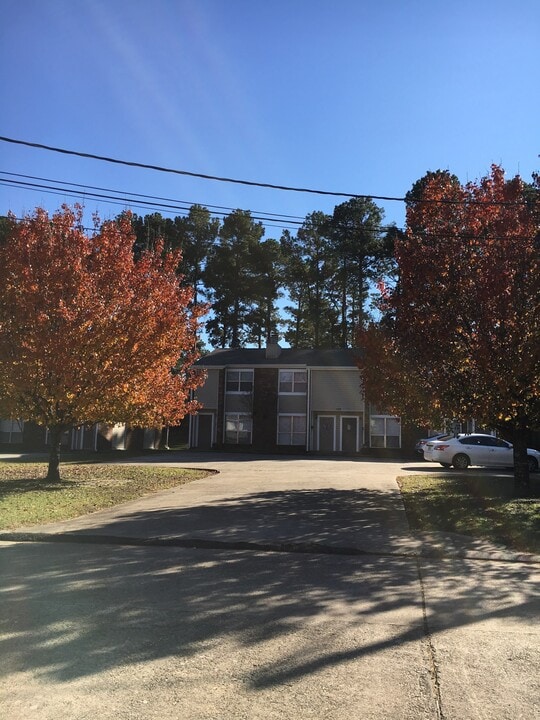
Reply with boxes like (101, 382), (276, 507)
(2, 178), (535, 243)
(2, 135), (534, 206)
(0, 174), (395, 232)
(0, 171), (306, 221)
(0, 177), (304, 230)
(0, 135), (389, 201)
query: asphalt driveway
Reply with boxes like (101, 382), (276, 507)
(1, 453), (538, 719)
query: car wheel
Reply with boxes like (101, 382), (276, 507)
(440, 462), (451, 468)
(527, 456), (539, 473)
(452, 453), (470, 470)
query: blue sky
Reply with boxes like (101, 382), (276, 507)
(1, 0), (538, 238)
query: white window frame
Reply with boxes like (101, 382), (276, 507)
(278, 369), (307, 395)
(225, 369), (254, 394)
(224, 412), (253, 445)
(277, 414), (307, 446)
(370, 415), (401, 449)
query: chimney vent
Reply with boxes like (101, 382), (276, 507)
(266, 333), (282, 359)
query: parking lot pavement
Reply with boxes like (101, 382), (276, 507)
(1, 454), (539, 719)
(1, 539), (438, 720)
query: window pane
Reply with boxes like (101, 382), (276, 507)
(293, 371), (307, 393)
(370, 417), (385, 435)
(278, 415), (306, 445)
(225, 417), (238, 433)
(386, 418), (400, 437)
(238, 417), (251, 433)
(278, 416), (292, 433)
(279, 371), (293, 393)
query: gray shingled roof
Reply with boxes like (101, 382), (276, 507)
(195, 347), (361, 368)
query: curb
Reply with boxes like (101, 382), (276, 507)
(1, 531), (538, 564)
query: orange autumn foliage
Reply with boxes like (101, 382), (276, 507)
(358, 165), (540, 486)
(0, 205), (206, 431)
(360, 166), (540, 424)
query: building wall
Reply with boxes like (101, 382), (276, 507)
(189, 361), (428, 457)
(252, 368), (279, 450)
(310, 368), (363, 412)
(195, 368), (220, 409)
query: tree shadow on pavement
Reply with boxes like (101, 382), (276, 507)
(1, 486), (538, 711)
(51, 488), (412, 553)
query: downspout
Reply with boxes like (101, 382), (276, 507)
(306, 366), (312, 451)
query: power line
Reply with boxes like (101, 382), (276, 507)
(0, 172), (404, 234)
(1, 169), (537, 242)
(0, 176), (304, 230)
(0, 171), (306, 221)
(7, 134), (535, 207)
(1, 135), (385, 200)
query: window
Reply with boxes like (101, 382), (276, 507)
(278, 414), (306, 445)
(370, 415), (401, 448)
(279, 370), (307, 394)
(226, 369), (253, 394)
(0, 419), (23, 444)
(225, 413), (252, 444)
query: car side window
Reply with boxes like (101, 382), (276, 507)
(479, 437), (497, 446)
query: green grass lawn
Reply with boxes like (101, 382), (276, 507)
(398, 473), (540, 554)
(0, 460), (211, 530)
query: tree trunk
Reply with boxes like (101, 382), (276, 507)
(512, 412), (530, 494)
(47, 425), (63, 482)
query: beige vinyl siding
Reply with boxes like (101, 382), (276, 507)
(278, 394), (307, 413)
(194, 368), (220, 409)
(310, 368), (364, 412)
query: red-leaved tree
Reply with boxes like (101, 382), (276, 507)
(358, 166), (540, 490)
(0, 205), (206, 480)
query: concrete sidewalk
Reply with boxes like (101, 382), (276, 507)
(1, 453), (539, 719)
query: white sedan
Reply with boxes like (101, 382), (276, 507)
(424, 433), (540, 471)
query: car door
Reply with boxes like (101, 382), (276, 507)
(482, 437), (513, 466)
(456, 435), (484, 465)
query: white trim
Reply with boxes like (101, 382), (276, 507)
(306, 367), (312, 450)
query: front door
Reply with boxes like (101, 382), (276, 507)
(196, 414), (213, 450)
(318, 416), (335, 452)
(341, 416), (358, 453)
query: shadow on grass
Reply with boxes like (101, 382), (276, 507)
(399, 473), (540, 553)
(0, 478), (78, 496)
